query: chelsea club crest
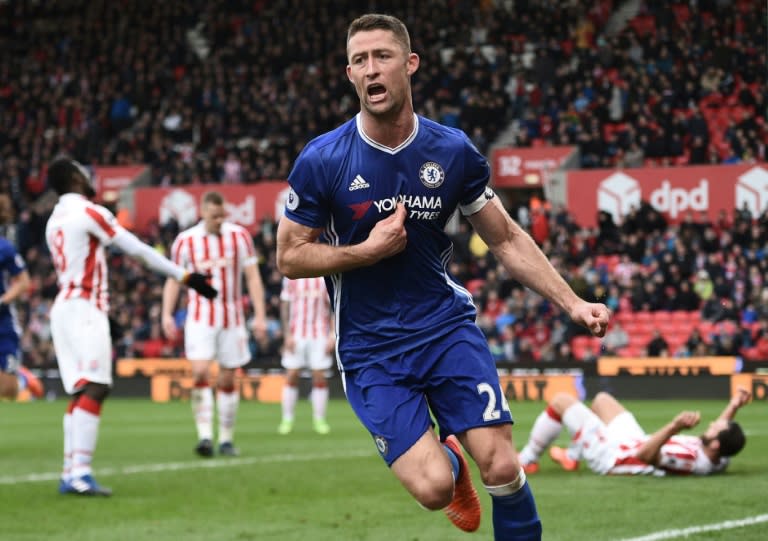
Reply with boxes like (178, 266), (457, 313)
(419, 161), (445, 189)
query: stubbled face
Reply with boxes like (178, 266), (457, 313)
(201, 202), (226, 234)
(346, 29), (418, 118)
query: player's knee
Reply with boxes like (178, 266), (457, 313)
(192, 371), (210, 386)
(591, 392), (613, 410)
(479, 453), (521, 487)
(217, 369), (236, 388)
(285, 370), (300, 386)
(0, 373), (18, 399)
(413, 476), (455, 510)
(550, 392), (577, 413)
(82, 382), (110, 403)
(406, 463), (456, 510)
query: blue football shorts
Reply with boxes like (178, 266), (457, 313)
(0, 333), (20, 374)
(343, 321), (513, 466)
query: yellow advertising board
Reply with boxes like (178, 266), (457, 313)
(499, 374), (580, 402)
(730, 373), (768, 401)
(117, 358), (284, 403)
(598, 356), (738, 376)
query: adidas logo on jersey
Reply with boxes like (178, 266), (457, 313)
(348, 175), (371, 191)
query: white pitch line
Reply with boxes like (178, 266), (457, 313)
(0, 448), (374, 485)
(618, 513), (768, 541)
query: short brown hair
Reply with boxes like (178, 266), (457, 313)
(346, 13), (411, 55)
(201, 191), (224, 206)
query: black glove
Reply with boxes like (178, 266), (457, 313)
(183, 272), (218, 299)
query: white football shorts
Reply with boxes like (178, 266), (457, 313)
(562, 403), (645, 474)
(50, 299), (113, 393)
(281, 337), (332, 371)
(184, 320), (250, 368)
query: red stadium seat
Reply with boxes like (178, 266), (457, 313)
(464, 279), (485, 296)
(671, 310), (700, 322)
(633, 311), (653, 323)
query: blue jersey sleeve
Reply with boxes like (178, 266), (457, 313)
(459, 135), (491, 206)
(285, 144), (329, 229)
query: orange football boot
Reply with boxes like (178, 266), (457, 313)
(522, 462), (540, 475)
(18, 366), (44, 399)
(549, 446), (579, 471)
(443, 435), (482, 532)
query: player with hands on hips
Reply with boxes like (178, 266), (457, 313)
(276, 13), (610, 539)
(44, 156), (218, 497)
(162, 190), (268, 458)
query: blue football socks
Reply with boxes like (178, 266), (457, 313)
(442, 442), (461, 481)
(488, 479), (542, 540)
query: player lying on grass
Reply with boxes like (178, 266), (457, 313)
(519, 388), (750, 476)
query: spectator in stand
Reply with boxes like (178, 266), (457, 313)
(602, 322), (629, 356)
(675, 280), (702, 312)
(702, 296), (740, 323)
(711, 323), (743, 357)
(693, 270), (715, 304)
(683, 328), (708, 356)
(552, 342), (577, 363)
(645, 329), (669, 357)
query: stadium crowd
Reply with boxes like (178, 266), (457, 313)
(1, 0), (767, 370)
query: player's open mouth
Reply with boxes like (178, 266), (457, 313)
(367, 84), (386, 101)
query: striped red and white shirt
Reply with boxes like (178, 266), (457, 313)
(280, 277), (331, 339)
(609, 435), (724, 476)
(46, 194), (186, 312)
(171, 221), (257, 328)
(45, 194), (121, 312)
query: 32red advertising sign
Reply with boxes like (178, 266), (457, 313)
(492, 146), (576, 187)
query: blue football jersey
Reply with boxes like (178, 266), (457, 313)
(285, 114), (492, 370)
(0, 236), (25, 345)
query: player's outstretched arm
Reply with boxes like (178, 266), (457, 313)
(634, 411), (701, 466)
(717, 386), (751, 422)
(467, 197), (609, 336)
(110, 229), (217, 299)
(276, 203), (407, 278)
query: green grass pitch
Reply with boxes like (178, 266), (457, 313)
(1, 398), (766, 541)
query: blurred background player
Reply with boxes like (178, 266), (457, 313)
(162, 190), (268, 458)
(0, 232), (43, 401)
(45, 157), (217, 496)
(277, 276), (335, 435)
(519, 387), (751, 476)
